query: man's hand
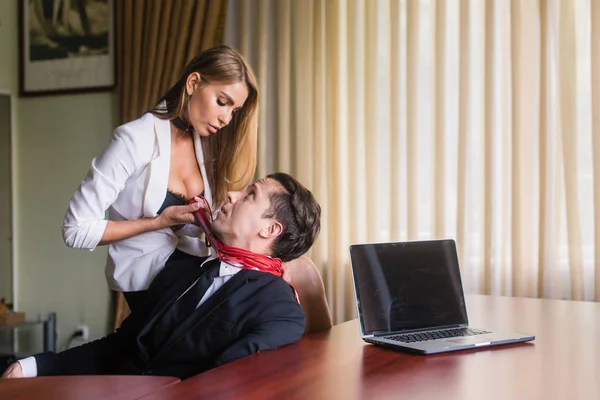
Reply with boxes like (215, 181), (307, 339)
(1, 362), (24, 379)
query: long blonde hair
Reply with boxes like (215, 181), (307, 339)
(150, 46), (259, 207)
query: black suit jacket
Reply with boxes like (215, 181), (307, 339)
(33, 258), (305, 380)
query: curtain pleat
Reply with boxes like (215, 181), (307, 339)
(138, 0), (162, 110)
(166, 1), (196, 89)
(456, 0), (469, 265)
(406, 0), (419, 241)
(186, 0), (206, 62)
(253, 0), (266, 178)
(432, 0), (446, 240)
(558, 0), (584, 300)
(389, 0), (403, 241)
(146, 1), (172, 112)
(347, 0), (366, 249)
(127, 1), (145, 119)
(158, 1), (185, 94)
(499, 0), (512, 296)
(592, 0), (600, 302)
(275, 1), (292, 173)
(482, 0), (494, 294)
(510, 0), (541, 297)
(538, 0), (552, 298)
(312, 0), (330, 317)
(326, 0), (350, 321)
(200, 0), (227, 51)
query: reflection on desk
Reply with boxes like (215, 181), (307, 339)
(0, 375), (180, 400)
(139, 295), (600, 400)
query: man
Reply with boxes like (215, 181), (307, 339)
(2, 172), (321, 380)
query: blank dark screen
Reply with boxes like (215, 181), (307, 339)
(350, 240), (468, 335)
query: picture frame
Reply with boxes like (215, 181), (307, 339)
(19, 0), (115, 97)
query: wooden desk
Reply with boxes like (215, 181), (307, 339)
(141, 295), (600, 400)
(0, 375), (179, 400)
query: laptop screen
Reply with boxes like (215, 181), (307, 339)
(349, 240), (468, 336)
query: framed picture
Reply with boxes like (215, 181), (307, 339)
(19, 0), (115, 96)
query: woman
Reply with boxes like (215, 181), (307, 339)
(62, 46), (259, 313)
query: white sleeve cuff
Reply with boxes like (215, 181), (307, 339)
(18, 356), (38, 378)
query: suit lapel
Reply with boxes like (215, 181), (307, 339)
(143, 116), (171, 217)
(136, 264), (206, 363)
(150, 269), (260, 363)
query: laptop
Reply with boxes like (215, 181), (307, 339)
(349, 239), (534, 354)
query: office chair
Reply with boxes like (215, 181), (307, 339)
(284, 256), (333, 334)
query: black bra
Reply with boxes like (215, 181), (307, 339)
(157, 191), (186, 214)
(157, 190), (204, 214)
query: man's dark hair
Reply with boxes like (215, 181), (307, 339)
(264, 173), (321, 262)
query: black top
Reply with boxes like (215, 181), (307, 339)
(157, 191), (187, 214)
(156, 190), (205, 214)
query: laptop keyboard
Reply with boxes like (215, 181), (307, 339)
(386, 327), (491, 343)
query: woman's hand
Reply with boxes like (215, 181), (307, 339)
(99, 198), (211, 245)
(156, 201), (205, 228)
(1, 362), (23, 379)
(187, 196), (215, 232)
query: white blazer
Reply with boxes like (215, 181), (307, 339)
(62, 112), (214, 292)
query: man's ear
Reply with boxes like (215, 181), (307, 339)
(185, 72), (201, 96)
(259, 221), (283, 239)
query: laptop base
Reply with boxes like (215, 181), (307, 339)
(365, 329), (535, 355)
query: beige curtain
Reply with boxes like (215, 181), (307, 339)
(226, 0), (599, 324)
(113, 0), (228, 330)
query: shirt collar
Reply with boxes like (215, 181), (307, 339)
(201, 256), (242, 277)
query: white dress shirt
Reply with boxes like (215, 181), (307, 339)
(62, 111), (215, 292)
(19, 257), (241, 378)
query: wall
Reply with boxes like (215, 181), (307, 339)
(0, 2), (19, 95)
(0, 1), (114, 350)
(0, 94), (12, 304)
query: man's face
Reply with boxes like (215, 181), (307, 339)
(211, 178), (282, 248)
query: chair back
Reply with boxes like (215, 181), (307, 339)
(284, 256), (333, 334)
